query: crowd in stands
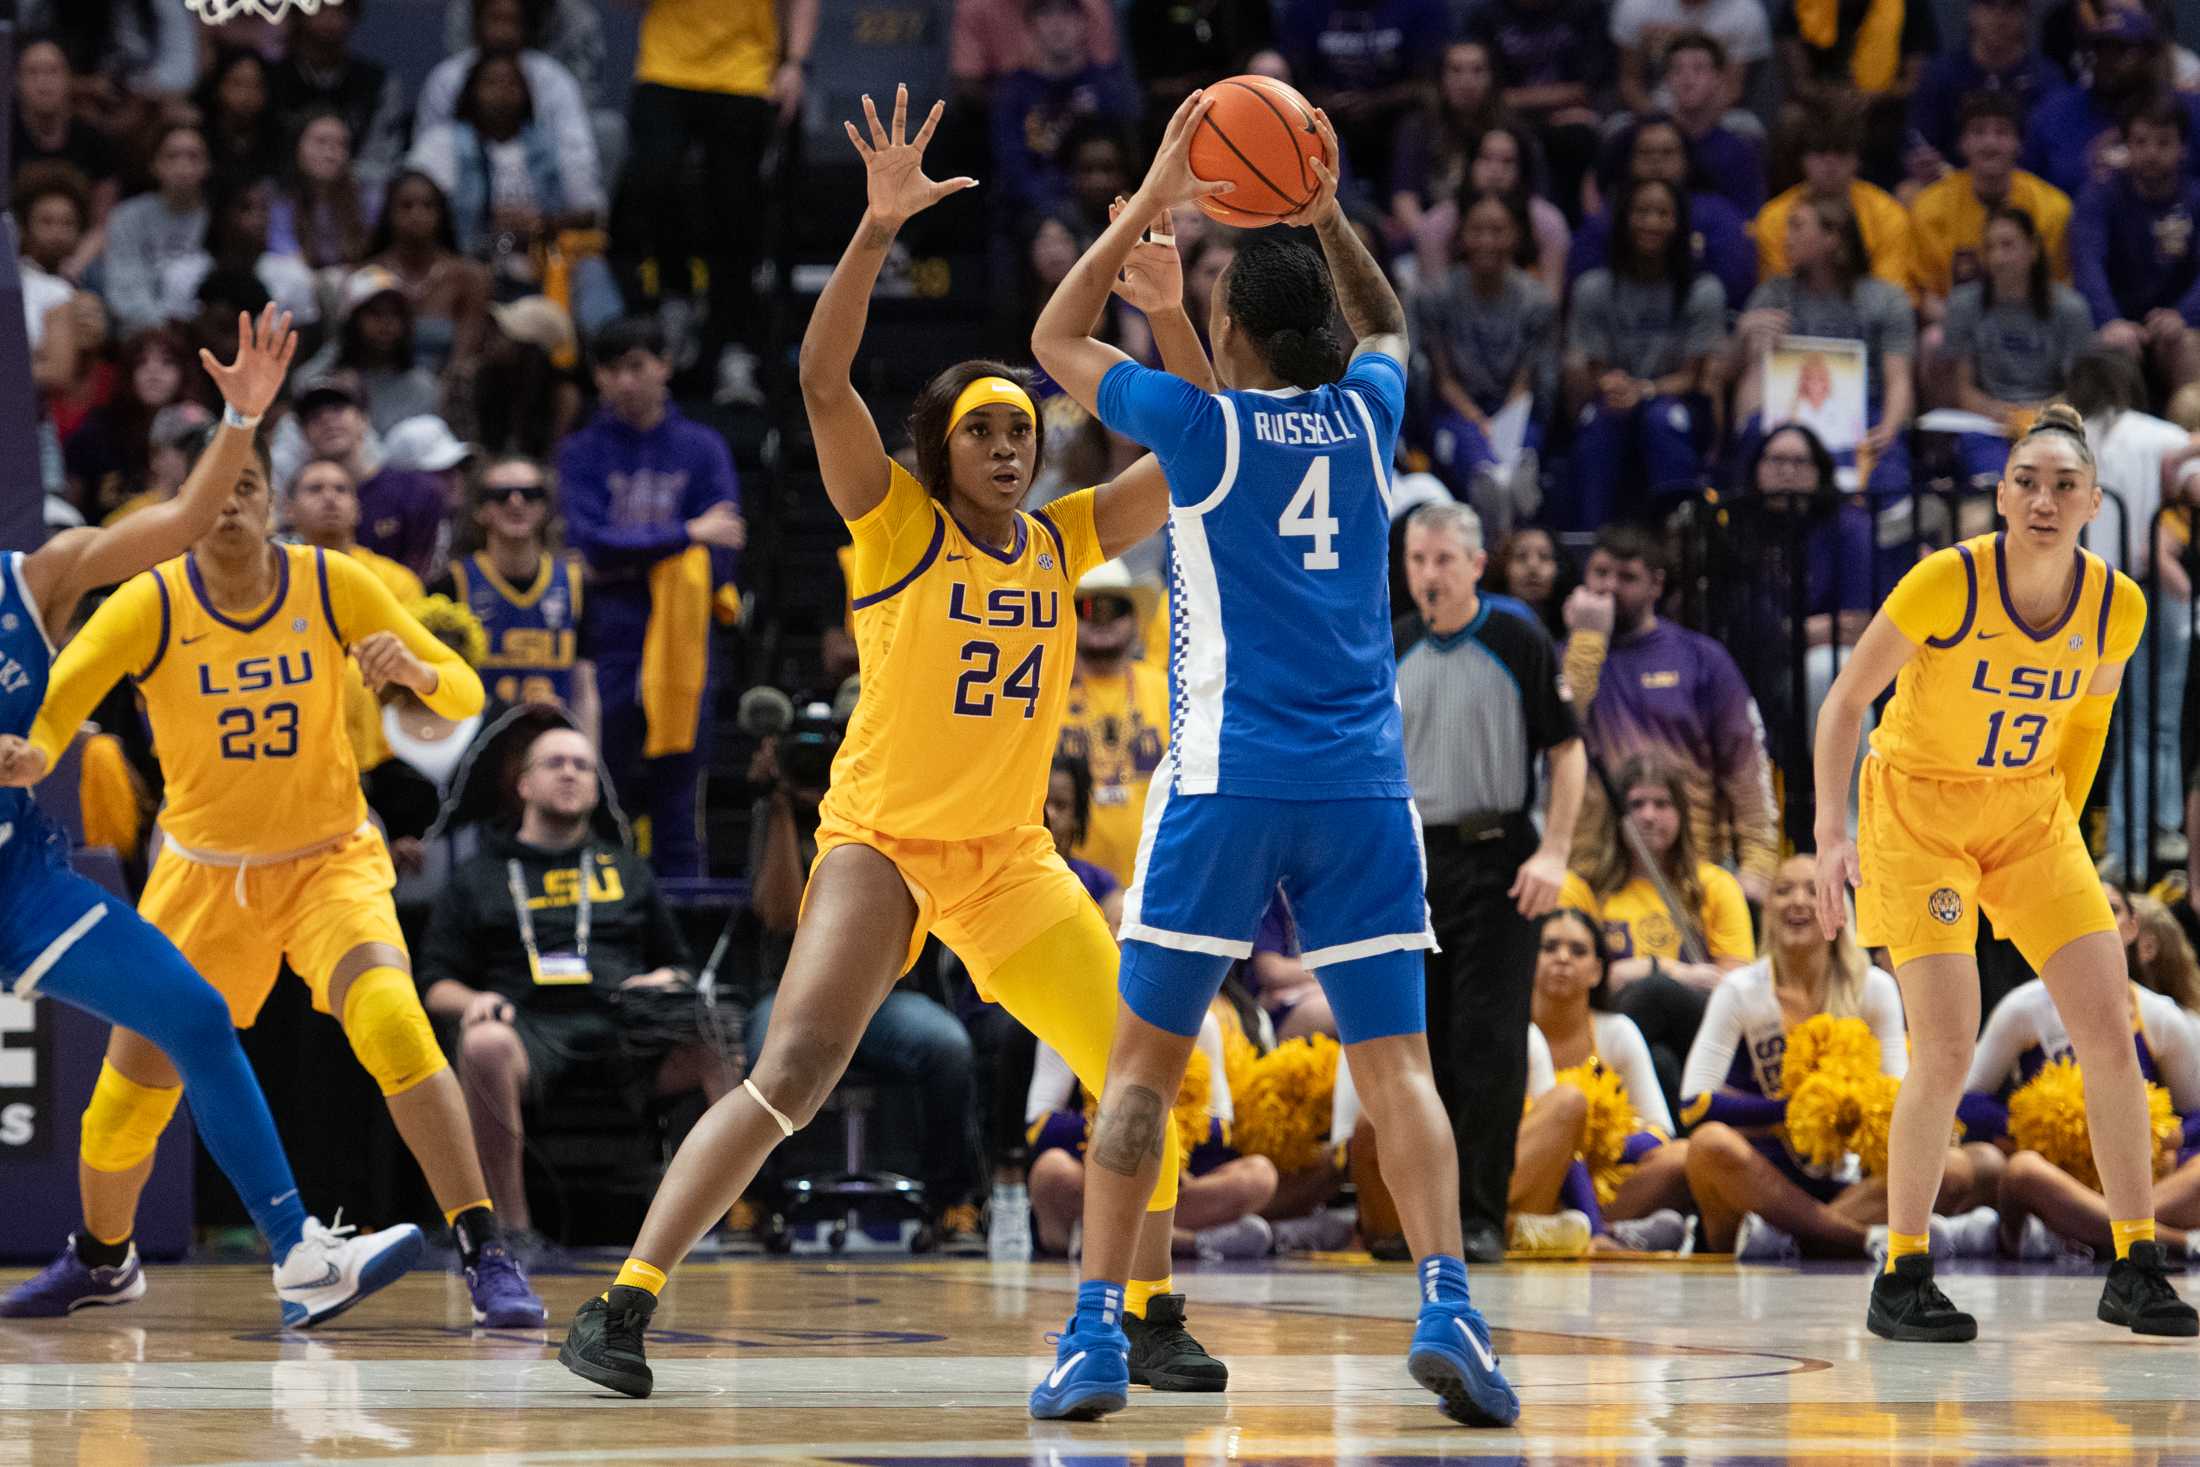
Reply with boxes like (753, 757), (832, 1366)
(17, 0), (2200, 1262)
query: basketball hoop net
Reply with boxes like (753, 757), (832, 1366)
(184, 0), (338, 24)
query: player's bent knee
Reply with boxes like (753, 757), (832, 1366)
(341, 966), (450, 1098)
(80, 1059), (184, 1173)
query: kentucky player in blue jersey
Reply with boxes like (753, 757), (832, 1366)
(1025, 94), (1520, 1427)
(0, 307), (419, 1325)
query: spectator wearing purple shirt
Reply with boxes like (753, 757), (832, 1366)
(1460, 0), (1610, 216)
(2023, 10), (2200, 198)
(2072, 94), (2200, 392)
(294, 374), (450, 578)
(1561, 523), (1779, 900)
(1278, 0), (1453, 205)
(1661, 32), (1766, 214)
(1907, 0), (2069, 174)
(1567, 112), (1757, 310)
(556, 317), (747, 878)
(989, 0), (1139, 219)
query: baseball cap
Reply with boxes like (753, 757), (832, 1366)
(382, 415), (475, 473)
(150, 401), (213, 450)
(489, 295), (577, 359)
(295, 370), (363, 419)
(340, 265), (406, 319)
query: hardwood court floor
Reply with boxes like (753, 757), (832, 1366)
(2, 1252), (2197, 1465)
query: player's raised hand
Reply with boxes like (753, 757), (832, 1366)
(1133, 90), (1234, 212)
(353, 631), (437, 696)
(847, 84), (975, 226)
(1108, 198), (1184, 316)
(1815, 837), (1860, 940)
(0, 735), (50, 789)
(1277, 109), (1343, 229)
(201, 303), (298, 421)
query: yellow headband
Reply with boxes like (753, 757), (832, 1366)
(945, 376), (1037, 441)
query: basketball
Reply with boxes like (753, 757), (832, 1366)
(1188, 75), (1332, 227)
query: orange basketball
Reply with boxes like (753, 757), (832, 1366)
(1188, 75), (1331, 228)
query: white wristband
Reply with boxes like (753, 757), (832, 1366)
(223, 404), (261, 431)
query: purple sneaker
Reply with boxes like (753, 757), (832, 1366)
(466, 1242), (547, 1327)
(0, 1236), (148, 1317)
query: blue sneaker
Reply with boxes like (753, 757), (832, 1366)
(0, 1236), (146, 1317)
(1029, 1284), (1131, 1421)
(467, 1242), (548, 1328)
(274, 1214), (425, 1329)
(1407, 1301), (1521, 1426)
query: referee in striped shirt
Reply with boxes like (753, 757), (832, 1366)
(1395, 501), (1587, 1262)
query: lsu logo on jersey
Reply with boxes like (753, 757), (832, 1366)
(1928, 887), (1964, 925)
(194, 652), (316, 697)
(530, 860), (624, 909)
(946, 585), (1060, 629)
(1968, 664), (2084, 702)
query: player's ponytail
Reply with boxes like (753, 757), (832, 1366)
(1223, 235), (1348, 390)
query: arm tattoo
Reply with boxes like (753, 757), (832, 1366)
(859, 220), (895, 251)
(1091, 1084), (1168, 1178)
(1316, 213), (1406, 342)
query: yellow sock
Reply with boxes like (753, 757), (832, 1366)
(2111, 1218), (2156, 1260)
(442, 1198), (492, 1227)
(611, 1258), (668, 1297)
(1882, 1230), (1931, 1273)
(1125, 1276), (1172, 1319)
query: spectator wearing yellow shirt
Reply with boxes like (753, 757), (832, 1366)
(1055, 560), (1167, 884)
(1559, 752), (1754, 1102)
(1908, 90), (2070, 307)
(611, 0), (820, 408)
(1752, 106), (1917, 298)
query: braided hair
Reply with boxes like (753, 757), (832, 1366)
(1222, 234), (1348, 390)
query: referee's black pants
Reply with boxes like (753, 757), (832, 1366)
(1422, 817), (1539, 1236)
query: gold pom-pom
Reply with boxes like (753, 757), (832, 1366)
(1850, 1072), (1905, 1178)
(1552, 1058), (1641, 1206)
(1231, 1034), (1342, 1174)
(2007, 1058), (2181, 1188)
(1785, 1069), (1873, 1171)
(1778, 1014), (1881, 1098)
(406, 594), (489, 668)
(1220, 1026), (1261, 1105)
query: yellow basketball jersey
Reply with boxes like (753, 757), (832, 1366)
(1871, 532), (2145, 781)
(133, 545), (368, 854)
(824, 461), (1107, 841)
(1058, 660), (1170, 883)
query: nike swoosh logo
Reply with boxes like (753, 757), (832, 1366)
(1046, 1350), (1087, 1390)
(1455, 1317), (1497, 1374)
(288, 1263), (343, 1290)
(1976, 631), (2002, 640)
(181, 632), (210, 645)
(945, 553), (968, 562)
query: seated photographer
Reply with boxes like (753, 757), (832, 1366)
(746, 699), (989, 1256)
(419, 723), (736, 1239)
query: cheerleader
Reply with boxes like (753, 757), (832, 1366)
(1514, 908), (1693, 1253)
(1951, 887), (2200, 1260)
(1680, 855), (1971, 1259)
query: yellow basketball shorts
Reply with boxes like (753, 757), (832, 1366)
(138, 826), (406, 1027)
(807, 816), (1098, 991)
(1855, 757), (2114, 971)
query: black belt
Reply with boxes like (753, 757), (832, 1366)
(1422, 812), (1523, 844)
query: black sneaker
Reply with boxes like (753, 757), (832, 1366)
(1867, 1254), (1978, 1342)
(2099, 1242), (2199, 1337)
(914, 1203), (987, 1257)
(558, 1285), (657, 1397)
(1124, 1293), (1228, 1391)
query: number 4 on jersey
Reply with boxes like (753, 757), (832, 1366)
(1279, 459), (1340, 571)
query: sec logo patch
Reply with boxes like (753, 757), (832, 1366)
(1928, 888), (1963, 925)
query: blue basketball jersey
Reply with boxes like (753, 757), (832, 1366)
(450, 551), (583, 708)
(1096, 355), (1410, 801)
(0, 552), (59, 859)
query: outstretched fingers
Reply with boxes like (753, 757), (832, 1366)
(861, 92), (889, 150)
(891, 83), (909, 146)
(912, 98), (945, 152)
(845, 119), (875, 161)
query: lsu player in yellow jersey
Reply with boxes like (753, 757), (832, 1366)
(1816, 404), (2196, 1342)
(558, 86), (1217, 1398)
(27, 429), (550, 1328)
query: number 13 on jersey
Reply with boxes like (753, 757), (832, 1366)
(1280, 459), (1340, 571)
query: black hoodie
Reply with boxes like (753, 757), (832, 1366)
(417, 823), (691, 1011)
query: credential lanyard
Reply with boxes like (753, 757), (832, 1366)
(509, 846), (592, 965)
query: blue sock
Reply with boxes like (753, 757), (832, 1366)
(1418, 1253), (1470, 1307)
(33, 888), (310, 1263)
(1075, 1279), (1125, 1331)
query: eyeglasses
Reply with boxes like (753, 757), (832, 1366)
(1076, 596), (1135, 623)
(485, 483), (547, 504)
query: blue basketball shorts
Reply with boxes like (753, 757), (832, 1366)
(1117, 784), (1435, 1043)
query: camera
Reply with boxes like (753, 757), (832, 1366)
(736, 687), (845, 792)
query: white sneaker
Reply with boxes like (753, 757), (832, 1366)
(274, 1214), (425, 1329)
(1734, 1212), (1801, 1263)
(1193, 1214), (1274, 1261)
(1944, 1205), (2004, 1259)
(987, 1182), (1032, 1263)
(2015, 1214), (2094, 1264)
(1865, 1215), (1956, 1269)
(1607, 1208), (1689, 1253)
(1271, 1206), (1357, 1254)
(1508, 1210), (1592, 1257)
